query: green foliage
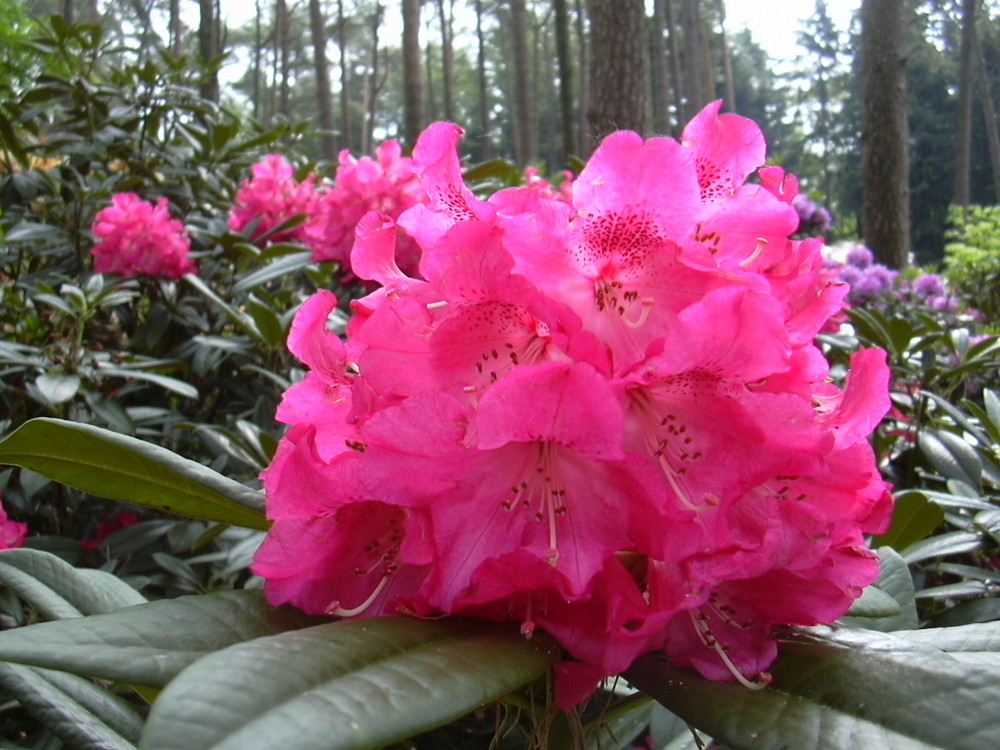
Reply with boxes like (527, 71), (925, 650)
(944, 204), (1000, 325)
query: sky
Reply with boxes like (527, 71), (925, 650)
(724, 0), (859, 64)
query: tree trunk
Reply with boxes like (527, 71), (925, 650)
(436, 0), (455, 122)
(63, 0), (75, 25)
(169, 0), (183, 58)
(338, 0), (353, 151)
(554, 0), (576, 161)
(574, 0), (590, 156)
(649, 0), (671, 134)
(198, 0), (220, 102)
(861, 0), (910, 268)
(402, 0), (424, 147)
(953, 0), (977, 206)
(973, 26), (1000, 203)
(586, 0), (650, 146)
(275, 0), (291, 116)
(474, 0), (493, 158)
(510, 0), (537, 165)
(252, 0), (263, 120)
(363, 3), (385, 153)
(679, 0), (711, 121)
(665, 0), (683, 134)
(309, 0), (338, 160)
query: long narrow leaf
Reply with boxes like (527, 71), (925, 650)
(0, 663), (140, 750)
(140, 617), (560, 750)
(0, 549), (145, 620)
(625, 623), (1000, 750)
(0, 418), (267, 529)
(0, 590), (326, 688)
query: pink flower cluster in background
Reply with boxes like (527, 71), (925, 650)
(229, 141), (425, 275)
(0, 493), (28, 550)
(91, 193), (195, 279)
(253, 102), (893, 705)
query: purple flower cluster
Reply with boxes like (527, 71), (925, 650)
(831, 246), (897, 305)
(792, 192), (833, 236)
(827, 245), (964, 314)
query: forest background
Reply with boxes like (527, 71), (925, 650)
(7, 0), (1000, 270)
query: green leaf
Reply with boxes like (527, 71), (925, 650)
(626, 622), (1000, 750)
(231, 251), (312, 293)
(839, 547), (918, 632)
(96, 366), (198, 399)
(34, 374), (81, 405)
(139, 617), (560, 750)
(873, 491), (944, 552)
(0, 663), (142, 750)
(0, 418), (268, 530)
(919, 430), (983, 492)
(844, 585), (901, 618)
(0, 590), (325, 688)
(900, 530), (984, 564)
(0, 548), (145, 620)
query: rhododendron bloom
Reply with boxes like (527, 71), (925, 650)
(302, 140), (425, 272)
(0, 493), (27, 550)
(254, 102), (893, 706)
(91, 193), (195, 279)
(228, 154), (317, 243)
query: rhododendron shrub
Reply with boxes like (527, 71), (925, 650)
(253, 101), (893, 705)
(91, 192), (195, 279)
(230, 143), (424, 274)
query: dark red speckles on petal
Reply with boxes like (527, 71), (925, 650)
(573, 209), (667, 274)
(695, 156), (731, 203)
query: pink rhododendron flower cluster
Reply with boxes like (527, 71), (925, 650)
(0, 493), (28, 550)
(523, 166), (574, 203)
(253, 102), (893, 705)
(230, 143), (424, 274)
(228, 154), (317, 244)
(302, 141), (425, 272)
(91, 193), (195, 279)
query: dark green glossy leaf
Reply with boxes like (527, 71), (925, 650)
(0, 663), (142, 750)
(901, 530), (984, 564)
(626, 622), (1000, 750)
(140, 617), (560, 750)
(0, 548), (145, 620)
(0, 590), (325, 688)
(873, 491), (944, 552)
(0, 418), (267, 530)
(839, 547), (918, 632)
(919, 430), (983, 492)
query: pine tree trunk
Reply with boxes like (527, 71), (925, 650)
(309, 0), (338, 160)
(587, 0), (650, 146)
(861, 0), (910, 268)
(474, 0), (493, 158)
(169, 0), (183, 58)
(974, 28), (1000, 203)
(402, 0), (424, 147)
(198, 0), (220, 102)
(665, 0), (683, 135)
(554, 0), (576, 162)
(436, 0), (455, 122)
(679, 0), (711, 121)
(650, 0), (671, 134)
(338, 0), (353, 150)
(574, 0), (590, 156)
(510, 0), (537, 165)
(954, 0), (977, 206)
